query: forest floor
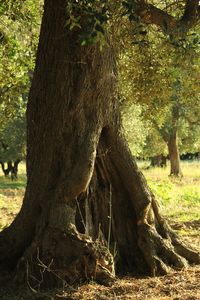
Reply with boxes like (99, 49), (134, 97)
(0, 161), (199, 299)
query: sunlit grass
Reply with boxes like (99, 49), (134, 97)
(140, 160), (200, 226)
(0, 162), (26, 230)
(0, 176), (26, 189)
(0, 162), (26, 189)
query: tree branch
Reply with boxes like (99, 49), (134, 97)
(180, 0), (200, 31)
(135, 3), (177, 31)
(134, 0), (200, 36)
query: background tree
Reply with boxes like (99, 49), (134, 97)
(0, 0), (41, 106)
(119, 6), (200, 175)
(0, 98), (26, 179)
(0, 0), (41, 178)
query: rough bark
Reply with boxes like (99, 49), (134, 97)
(0, 0), (116, 286)
(0, 0), (199, 289)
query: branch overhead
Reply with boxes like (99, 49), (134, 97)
(133, 0), (200, 36)
(181, 0), (200, 29)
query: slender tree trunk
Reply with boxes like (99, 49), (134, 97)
(0, 0), (199, 288)
(0, 161), (12, 177)
(10, 159), (21, 180)
(0, 162), (6, 176)
(167, 131), (182, 176)
(0, 160), (20, 179)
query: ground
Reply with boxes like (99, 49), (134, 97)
(0, 161), (199, 299)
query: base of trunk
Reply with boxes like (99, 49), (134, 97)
(14, 224), (115, 289)
(0, 131), (199, 288)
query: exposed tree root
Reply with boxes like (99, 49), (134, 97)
(138, 224), (188, 276)
(14, 223), (115, 289)
(137, 194), (200, 276)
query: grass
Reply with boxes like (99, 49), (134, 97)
(0, 162), (26, 189)
(0, 160), (200, 299)
(0, 176), (26, 189)
(139, 160), (200, 220)
(0, 162), (26, 230)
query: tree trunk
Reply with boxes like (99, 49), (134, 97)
(167, 132), (182, 176)
(0, 160), (20, 179)
(0, 161), (7, 176)
(0, 0), (199, 288)
(11, 159), (21, 180)
(0, 161), (12, 177)
(150, 155), (167, 168)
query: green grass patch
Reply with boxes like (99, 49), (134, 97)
(142, 160), (200, 225)
(0, 161), (26, 189)
(0, 162), (25, 230)
(0, 175), (26, 189)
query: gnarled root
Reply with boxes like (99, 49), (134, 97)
(137, 196), (200, 276)
(138, 224), (188, 276)
(15, 224), (115, 288)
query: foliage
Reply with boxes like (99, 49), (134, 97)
(122, 104), (149, 156)
(66, 0), (110, 47)
(0, 0), (42, 162)
(0, 97), (26, 161)
(142, 161), (200, 223)
(0, 0), (41, 123)
(119, 17), (200, 157)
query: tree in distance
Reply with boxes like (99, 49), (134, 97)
(119, 3), (200, 176)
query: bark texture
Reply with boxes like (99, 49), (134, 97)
(0, 0), (199, 288)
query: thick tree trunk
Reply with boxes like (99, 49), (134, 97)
(167, 132), (182, 176)
(0, 0), (116, 286)
(0, 0), (199, 288)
